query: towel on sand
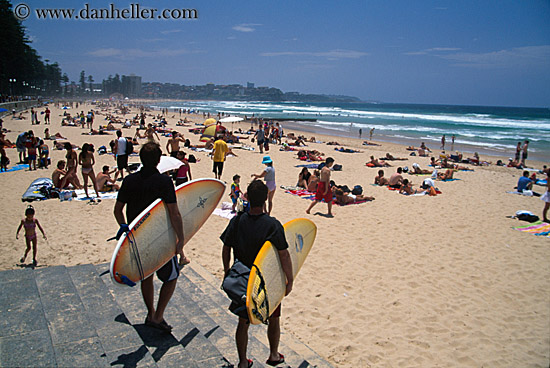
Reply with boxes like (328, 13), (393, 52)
(514, 221), (550, 237)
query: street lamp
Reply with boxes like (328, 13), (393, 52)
(9, 78), (16, 95)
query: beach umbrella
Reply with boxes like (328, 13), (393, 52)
(137, 156), (182, 173)
(219, 116), (243, 123)
(200, 124), (227, 142)
(204, 118), (216, 126)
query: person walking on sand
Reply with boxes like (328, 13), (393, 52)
(166, 131), (185, 157)
(114, 130), (129, 182)
(306, 157), (335, 217)
(221, 180), (293, 368)
(521, 140), (529, 167)
(251, 155), (276, 215)
(16, 205), (47, 267)
(441, 135), (446, 150)
(114, 142), (186, 333)
(370, 127), (374, 141)
(541, 171), (550, 223)
(212, 136), (229, 180)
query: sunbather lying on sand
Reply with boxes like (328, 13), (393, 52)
(399, 179), (427, 195)
(437, 169), (454, 180)
(382, 153), (407, 161)
(410, 163), (432, 175)
(333, 187), (375, 204)
(367, 156), (391, 167)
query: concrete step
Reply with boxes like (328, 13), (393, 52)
(185, 262), (334, 368)
(0, 263), (332, 368)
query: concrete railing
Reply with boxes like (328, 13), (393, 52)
(0, 100), (41, 118)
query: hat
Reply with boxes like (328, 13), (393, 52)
(262, 155), (273, 164)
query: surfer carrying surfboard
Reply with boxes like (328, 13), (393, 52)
(221, 180), (293, 368)
(114, 142), (185, 333)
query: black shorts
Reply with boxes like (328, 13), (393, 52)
(213, 161), (224, 176)
(117, 154), (128, 170)
(170, 151), (179, 158)
(156, 256), (180, 282)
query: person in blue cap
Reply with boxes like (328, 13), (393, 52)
(251, 155), (276, 215)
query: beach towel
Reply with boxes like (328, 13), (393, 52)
(514, 221), (550, 237)
(283, 188), (370, 206)
(535, 179), (547, 186)
(441, 178), (461, 182)
(1, 164), (27, 173)
(74, 189), (118, 201)
(295, 164), (319, 169)
(213, 202), (237, 220)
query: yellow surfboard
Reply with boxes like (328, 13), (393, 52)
(246, 218), (317, 324)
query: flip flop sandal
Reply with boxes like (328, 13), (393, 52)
(266, 353), (284, 366)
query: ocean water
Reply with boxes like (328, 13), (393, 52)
(151, 100), (550, 162)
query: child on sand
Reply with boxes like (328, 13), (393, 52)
(230, 174), (241, 213)
(16, 205), (47, 267)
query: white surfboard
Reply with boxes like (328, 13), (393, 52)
(110, 178), (225, 286)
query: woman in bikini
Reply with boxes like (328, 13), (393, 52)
(79, 143), (101, 199)
(16, 205), (46, 267)
(63, 142), (82, 189)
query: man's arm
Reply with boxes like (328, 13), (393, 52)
(277, 249), (293, 295)
(165, 140), (171, 154)
(222, 245), (232, 276)
(166, 203), (184, 254)
(113, 201), (126, 225)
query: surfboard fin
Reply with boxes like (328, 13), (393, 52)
(118, 273), (136, 287)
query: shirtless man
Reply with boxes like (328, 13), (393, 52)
(97, 165), (120, 191)
(388, 167), (404, 189)
(52, 160), (80, 189)
(306, 157), (335, 217)
(145, 124), (160, 143)
(374, 169), (390, 186)
(383, 153), (407, 161)
(166, 131), (185, 157)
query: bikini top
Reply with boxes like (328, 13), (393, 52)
(23, 220), (36, 230)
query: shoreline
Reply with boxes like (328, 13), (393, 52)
(0, 101), (548, 367)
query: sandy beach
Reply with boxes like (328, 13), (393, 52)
(0, 102), (548, 367)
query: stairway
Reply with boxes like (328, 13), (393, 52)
(0, 263), (333, 368)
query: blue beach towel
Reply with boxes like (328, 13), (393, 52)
(1, 164), (27, 173)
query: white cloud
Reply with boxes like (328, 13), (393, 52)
(261, 49), (367, 59)
(161, 29), (183, 35)
(87, 48), (190, 59)
(439, 45), (550, 68)
(404, 47), (461, 55)
(233, 23), (262, 32)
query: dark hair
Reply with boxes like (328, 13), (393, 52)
(233, 174), (240, 181)
(103, 165), (109, 172)
(326, 157), (334, 165)
(403, 179), (409, 185)
(64, 142), (72, 151)
(116, 130), (122, 137)
(523, 170), (529, 177)
(25, 205), (35, 216)
(397, 167), (402, 174)
(140, 142), (162, 168)
(378, 169), (384, 175)
(247, 180), (268, 208)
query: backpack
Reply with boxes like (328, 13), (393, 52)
(125, 138), (133, 155)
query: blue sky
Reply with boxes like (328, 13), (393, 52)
(19, 0), (550, 107)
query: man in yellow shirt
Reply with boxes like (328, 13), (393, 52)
(212, 136), (229, 180)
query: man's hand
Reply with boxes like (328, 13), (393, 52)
(285, 279), (293, 296)
(115, 224), (130, 240)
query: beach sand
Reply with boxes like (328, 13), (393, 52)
(0, 102), (548, 367)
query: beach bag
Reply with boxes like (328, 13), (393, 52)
(125, 138), (134, 155)
(221, 260), (250, 310)
(188, 154), (197, 163)
(352, 185), (363, 195)
(515, 210), (539, 223)
(333, 164), (343, 171)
